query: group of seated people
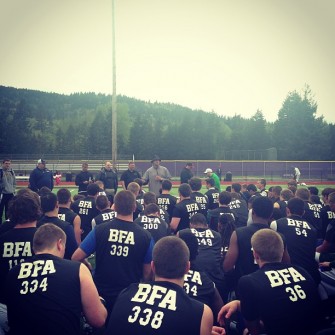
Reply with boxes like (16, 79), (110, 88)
(0, 177), (335, 335)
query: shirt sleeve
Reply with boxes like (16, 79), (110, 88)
(143, 238), (155, 264)
(79, 229), (97, 255)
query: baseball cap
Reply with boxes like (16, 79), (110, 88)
(37, 159), (46, 164)
(151, 155), (161, 163)
(204, 168), (212, 174)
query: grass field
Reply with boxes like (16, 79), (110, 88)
(28, 180), (335, 198)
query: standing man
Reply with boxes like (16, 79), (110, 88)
(75, 162), (94, 196)
(120, 161), (141, 190)
(5, 223), (107, 335)
(96, 161), (118, 196)
(204, 168), (221, 192)
(256, 178), (268, 197)
(142, 155), (171, 196)
(72, 190), (154, 316)
(29, 159), (53, 193)
(180, 162), (193, 184)
(106, 236), (214, 335)
(0, 158), (16, 220)
(293, 166), (301, 183)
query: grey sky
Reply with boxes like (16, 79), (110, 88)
(1, 0), (334, 122)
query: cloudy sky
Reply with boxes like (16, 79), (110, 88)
(1, 0), (334, 122)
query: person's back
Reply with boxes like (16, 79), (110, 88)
(237, 230), (320, 335)
(71, 183), (100, 239)
(106, 236), (213, 335)
(72, 190), (155, 313)
(189, 177), (209, 217)
(0, 192), (40, 304)
(5, 223), (107, 335)
(134, 204), (169, 242)
(205, 178), (220, 210)
(156, 180), (177, 220)
(270, 198), (320, 284)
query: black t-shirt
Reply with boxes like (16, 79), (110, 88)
(190, 192), (209, 217)
(94, 218), (153, 302)
(180, 167), (193, 184)
(5, 254), (82, 335)
(208, 206), (236, 231)
(134, 214), (169, 242)
(320, 205), (335, 239)
(75, 171), (94, 193)
(172, 199), (200, 232)
(179, 228), (224, 285)
(92, 209), (117, 227)
(183, 267), (216, 307)
(205, 188), (220, 210)
(58, 207), (78, 226)
(229, 198), (248, 228)
(238, 262), (320, 335)
(107, 281), (204, 335)
(271, 215), (320, 284)
(37, 216), (77, 259)
(235, 224), (269, 280)
(0, 227), (36, 303)
(120, 169), (141, 189)
(324, 220), (335, 251)
(302, 201), (322, 238)
(71, 196), (100, 239)
(156, 194), (177, 220)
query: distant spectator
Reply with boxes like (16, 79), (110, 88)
(0, 158), (16, 220)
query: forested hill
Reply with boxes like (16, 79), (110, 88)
(0, 85), (334, 160)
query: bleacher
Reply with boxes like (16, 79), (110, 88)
(11, 160), (129, 177)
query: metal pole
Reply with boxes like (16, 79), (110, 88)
(111, 0), (117, 166)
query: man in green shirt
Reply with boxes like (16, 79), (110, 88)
(204, 168), (221, 192)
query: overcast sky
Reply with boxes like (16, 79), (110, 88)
(1, 0), (334, 122)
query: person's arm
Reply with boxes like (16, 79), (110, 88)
(200, 304), (214, 335)
(73, 215), (82, 246)
(316, 240), (332, 253)
(79, 264), (107, 328)
(217, 300), (241, 326)
(170, 217), (181, 233)
(142, 238), (154, 281)
(223, 231), (239, 272)
(120, 180), (126, 190)
(142, 263), (152, 281)
(210, 287), (224, 321)
(29, 170), (38, 192)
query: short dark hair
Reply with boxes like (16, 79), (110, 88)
(161, 180), (172, 191)
(178, 230), (198, 262)
(258, 178), (266, 187)
(308, 186), (319, 196)
(190, 213), (207, 226)
(272, 186), (282, 197)
(114, 190), (136, 216)
(219, 191), (232, 205)
(2, 158), (11, 163)
(205, 178), (215, 187)
(153, 236), (189, 279)
(143, 192), (156, 205)
(144, 203), (160, 216)
(189, 177), (202, 192)
(40, 192), (57, 213)
(280, 189), (294, 201)
(231, 183), (241, 193)
(296, 188), (310, 201)
(38, 186), (52, 197)
(252, 196), (273, 219)
(8, 193), (42, 224)
(33, 223), (66, 253)
(186, 162), (193, 167)
(87, 183), (100, 196)
(57, 188), (71, 204)
(321, 188), (335, 197)
(247, 184), (257, 192)
(287, 197), (305, 216)
(96, 195), (110, 210)
(179, 183), (191, 198)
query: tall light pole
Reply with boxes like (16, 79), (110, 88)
(111, 0), (117, 166)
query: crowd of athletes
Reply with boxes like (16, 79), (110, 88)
(0, 157), (335, 335)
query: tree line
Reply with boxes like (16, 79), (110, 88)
(0, 85), (334, 161)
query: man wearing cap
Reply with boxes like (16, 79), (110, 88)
(180, 162), (193, 184)
(204, 168), (221, 192)
(29, 159), (54, 193)
(142, 155), (171, 196)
